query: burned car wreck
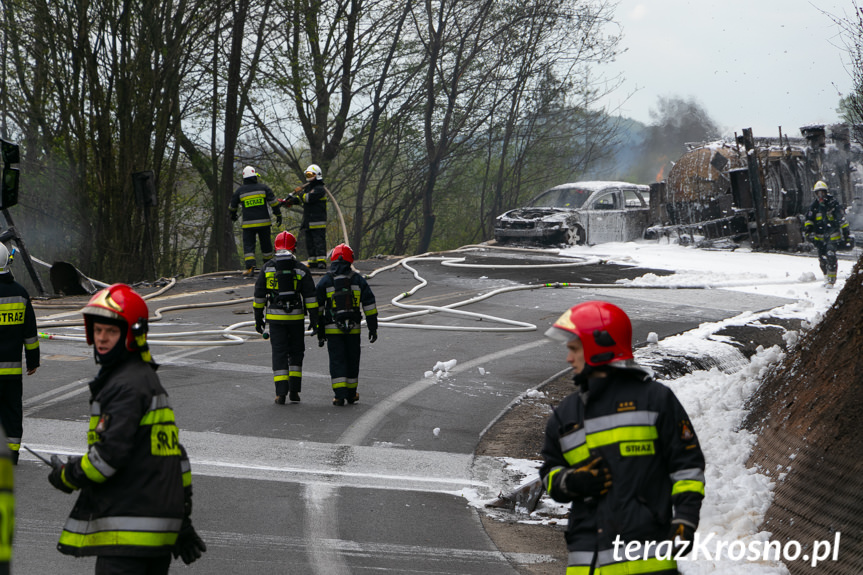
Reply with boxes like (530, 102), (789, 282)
(493, 181), (651, 246)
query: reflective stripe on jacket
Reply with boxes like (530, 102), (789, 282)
(58, 357), (188, 557)
(298, 181), (328, 230)
(0, 274), (39, 378)
(253, 254), (319, 324)
(229, 181), (280, 229)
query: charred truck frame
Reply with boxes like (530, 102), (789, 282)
(646, 124), (863, 250)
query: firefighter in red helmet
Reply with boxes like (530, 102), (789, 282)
(314, 244), (378, 406)
(48, 284), (205, 573)
(539, 301), (705, 575)
(254, 231), (319, 404)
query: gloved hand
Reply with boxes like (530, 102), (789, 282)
(172, 518), (207, 565)
(48, 455), (74, 494)
(561, 457), (612, 498)
(275, 214), (283, 226)
(667, 520), (696, 556)
(254, 310), (265, 335)
(368, 331), (377, 343)
(230, 211), (238, 222)
(318, 334), (327, 347)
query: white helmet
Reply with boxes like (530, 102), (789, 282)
(242, 166), (258, 179)
(0, 243), (11, 275)
(305, 164), (323, 181)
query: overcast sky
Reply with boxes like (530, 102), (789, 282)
(600, 1), (856, 138)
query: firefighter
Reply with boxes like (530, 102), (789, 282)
(315, 244), (378, 406)
(0, 242), (39, 465)
(254, 231), (319, 404)
(803, 180), (851, 287)
(47, 283), (206, 573)
(229, 165), (283, 277)
(282, 164), (328, 269)
(540, 301), (705, 574)
(0, 426), (14, 575)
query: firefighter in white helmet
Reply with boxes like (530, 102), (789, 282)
(228, 166), (283, 277)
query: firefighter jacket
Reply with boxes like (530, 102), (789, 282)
(229, 179), (281, 229)
(0, 273), (39, 379)
(804, 195), (849, 242)
(57, 355), (191, 558)
(0, 428), (13, 571)
(295, 180), (328, 230)
(315, 261), (378, 336)
(254, 253), (319, 326)
(539, 364), (705, 571)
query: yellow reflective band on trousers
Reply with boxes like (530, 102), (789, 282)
(563, 426), (659, 467)
(567, 557), (677, 574)
(672, 479), (705, 496)
(0, 455), (10, 560)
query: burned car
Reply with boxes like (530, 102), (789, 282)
(493, 181), (651, 246)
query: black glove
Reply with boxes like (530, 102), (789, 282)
(275, 214), (282, 226)
(254, 309), (265, 335)
(667, 520), (696, 556)
(368, 331), (378, 343)
(561, 457), (612, 498)
(48, 455), (74, 494)
(173, 518), (207, 565)
(230, 211), (238, 222)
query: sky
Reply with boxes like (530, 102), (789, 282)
(461, 240), (856, 574)
(600, 1), (857, 138)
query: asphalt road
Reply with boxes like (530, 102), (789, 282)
(13, 247), (792, 574)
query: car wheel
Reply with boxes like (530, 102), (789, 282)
(565, 225), (586, 246)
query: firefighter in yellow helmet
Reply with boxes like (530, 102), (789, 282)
(48, 284), (206, 573)
(540, 301), (705, 575)
(803, 180), (851, 287)
(0, 242), (39, 465)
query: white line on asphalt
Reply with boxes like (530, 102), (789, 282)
(337, 338), (549, 446)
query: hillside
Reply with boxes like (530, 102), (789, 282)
(744, 256), (863, 574)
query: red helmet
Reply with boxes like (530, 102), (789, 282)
(82, 283), (149, 351)
(275, 231), (296, 251)
(330, 244), (354, 263)
(545, 301), (633, 366)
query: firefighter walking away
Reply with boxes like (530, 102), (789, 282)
(315, 244), (378, 406)
(47, 283), (205, 574)
(254, 231), (319, 404)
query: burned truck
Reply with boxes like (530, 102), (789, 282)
(646, 124), (863, 250)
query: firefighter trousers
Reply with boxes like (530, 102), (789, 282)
(95, 554), (171, 575)
(815, 240), (838, 278)
(326, 333), (361, 400)
(304, 227), (327, 266)
(242, 226), (274, 269)
(0, 378), (22, 464)
(269, 321), (306, 396)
